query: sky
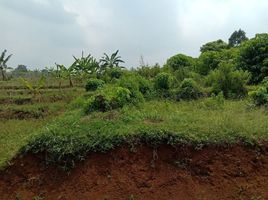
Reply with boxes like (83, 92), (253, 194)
(0, 0), (268, 69)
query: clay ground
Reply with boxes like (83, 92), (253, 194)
(1, 144), (268, 200)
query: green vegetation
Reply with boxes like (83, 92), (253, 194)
(1, 30), (268, 170)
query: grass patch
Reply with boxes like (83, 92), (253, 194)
(23, 99), (268, 169)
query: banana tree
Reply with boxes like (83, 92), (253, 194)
(20, 76), (46, 102)
(99, 50), (125, 73)
(55, 63), (74, 88)
(0, 50), (12, 80)
(72, 52), (99, 76)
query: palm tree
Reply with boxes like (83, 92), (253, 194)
(99, 50), (125, 72)
(0, 50), (12, 80)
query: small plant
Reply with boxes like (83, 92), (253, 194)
(128, 194), (135, 200)
(33, 196), (43, 200)
(154, 72), (172, 90)
(15, 194), (22, 200)
(176, 78), (202, 100)
(201, 92), (225, 109)
(85, 79), (105, 91)
(20, 76), (46, 101)
(249, 87), (268, 106)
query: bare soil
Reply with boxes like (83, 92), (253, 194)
(1, 144), (268, 200)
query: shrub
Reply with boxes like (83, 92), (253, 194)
(136, 76), (153, 96)
(206, 62), (249, 98)
(201, 92), (224, 110)
(176, 78), (202, 100)
(118, 74), (148, 99)
(249, 87), (268, 106)
(85, 79), (105, 91)
(115, 87), (131, 107)
(85, 86), (141, 113)
(118, 75), (140, 92)
(154, 72), (172, 90)
(87, 95), (111, 112)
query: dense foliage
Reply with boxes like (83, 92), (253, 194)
(239, 34), (268, 84)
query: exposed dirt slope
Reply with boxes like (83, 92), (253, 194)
(1, 145), (268, 200)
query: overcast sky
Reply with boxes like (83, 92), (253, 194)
(0, 0), (268, 69)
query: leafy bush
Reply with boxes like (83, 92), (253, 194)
(154, 72), (173, 90)
(206, 62), (249, 98)
(85, 79), (105, 91)
(115, 87), (131, 107)
(118, 74), (149, 99)
(85, 86), (140, 113)
(176, 78), (202, 100)
(110, 67), (124, 79)
(249, 87), (268, 106)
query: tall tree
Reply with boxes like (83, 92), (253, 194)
(200, 39), (228, 53)
(228, 29), (248, 47)
(0, 50), (12, 80)
(239, 33), (268, 84)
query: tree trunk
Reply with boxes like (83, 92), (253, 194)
(1, 69), (5, 81)
(69, 76), (73, 87)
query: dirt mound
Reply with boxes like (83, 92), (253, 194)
(1, 145), (268, 200)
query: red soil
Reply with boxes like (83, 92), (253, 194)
(1, 144), (268, 200)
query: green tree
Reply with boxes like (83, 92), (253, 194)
(55, 63), (74, 87)
(200, 39), (228, 53)
(72, 52), (99, 76)
(100, 50), (125, 72)
(0, 49), (12, 80)
(166, 54), (195, 71)
(239, 33), (268, 84)
(197, 48), (239, 75)
(228, 29), (248, 47)
(206, 62), (249, 98)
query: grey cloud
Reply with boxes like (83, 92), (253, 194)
(0, 0), (268, 69)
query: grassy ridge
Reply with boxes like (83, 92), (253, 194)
(24, 99), (268, 168)
(0, 87), (85, 168)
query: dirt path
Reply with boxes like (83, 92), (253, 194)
(1, 144), (268, 200)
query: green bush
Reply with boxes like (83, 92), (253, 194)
(85, 86), (141, 113)
(154, 72), (172, 90)
(206, 62), (249, 98)
(115, 87), (131, 107)
(249, 87), (268, 106)
(110, 67), (124, 79)
(85, 79), (105, 91)
(87, 94), (111, 112)
(118, 74), (148, 100)
(176, 78), (202, 100)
